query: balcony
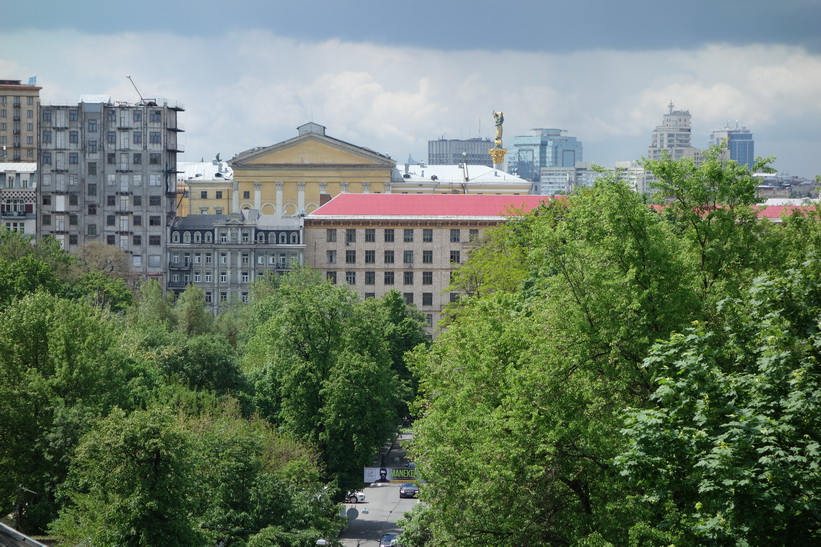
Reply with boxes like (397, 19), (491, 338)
(0, 210), (30, 219)
(169, 261), (192, 270)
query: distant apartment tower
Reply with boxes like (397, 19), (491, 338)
(647, 102), (701, 163)
(0, 79), (41, 162)
(428, 138), (493, 167)
(37, 95), (184, 278)
(709, 124), (755, 169)
(509, 129), (583, 182)
(1, 162), (37, 235)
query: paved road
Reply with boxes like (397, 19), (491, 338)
(339, 482), (419, 546)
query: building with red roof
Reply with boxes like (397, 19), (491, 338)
(304, 194), (551, 334)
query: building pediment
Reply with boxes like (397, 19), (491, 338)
(229, 129), (395, 171)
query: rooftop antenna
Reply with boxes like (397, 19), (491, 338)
(127, 76), (144, 102)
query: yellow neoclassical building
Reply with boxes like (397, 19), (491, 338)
(227, 122), (395, 225)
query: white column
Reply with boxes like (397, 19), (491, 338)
(232, 181), (239, 212)
(275, 182), (284, 218)
(297, 181), (305, 214)
(254, 182), (262, 210)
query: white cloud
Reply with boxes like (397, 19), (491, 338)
(3, 30), (821, 176)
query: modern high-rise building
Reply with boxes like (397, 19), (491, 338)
(647, 102), (701, 163)
(37, 95), (184, 278)
(509, 129), (583, 182)
(428, 138), (494, 167)
(709, 124), (755, 169)
(0, 79), (41, 162)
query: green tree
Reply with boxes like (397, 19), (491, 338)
(173, 283), (214, 336)
(617, 261), (821, 545)
(131, 278), (175, 328)
(50, 407), (204, 545)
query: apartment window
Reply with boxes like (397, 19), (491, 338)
(365, 271), (375, 285)
(205, 253), (212, 264)
(220, 272), (227, 283)
(404, 271), (414, 285)
(149, 131), (161, 144)
(133, 153), (142, 164)
(365, 228), (375, 242)
(384, 228), (394, 242)
(42, 195), (51, 206)
(107, 131), (116, 145)
(42, 109), (52, 121)
(243, 191), (250, 199)
(42, 152), (51, 164)
(133, 131), (142, 144)
(450, 250), (461, 263)
(423, 228), (433, 242)
(403, 292), (414, 305)
(107, 235), (115, 245)
(149, 235), (161, 246)
(149, 215), (161, 226)
(107, 110), (116, 122)
(150, 110), (162, 122)
(107, 195), (116, 206)
(450, 292), (459, 303)
(69, 194), (78, 206)
(87, 119), (96, 132)
(365, 293), (375, 299)
(215, 191), (223, 199)
(194, 271), (201, 282)
(87, 204), (96, 215)
(403, 250), (414, 264)
(384, 250), (394, 264)
(345, 228), (356, 244)
(205, 271), (212, 282)
(326, 271), (337, 284)
(200, 191), (208, 199)
(107, 153), (115, 164)
(423, 293), (434, 307)
(241, 292), (249, 303)
(87, 161), (97, 175)
(450, 229), (461, 242)
(133, 110), (142, 122)
(69, 153), (78, 164)
(87, 224), (97, 235)
(346, 250), (356, 264)
(384, 271), (395, 285)
(404, 229), (414, 242)
(87, 183), (96, 196)
(69, 131), (78, 144)
(133, 195), (142, 206)
(68, 234), (77, 245)
(241, 253), (249, 265)
(205, 291), (212, 303)
(149, 195), (161, 206)
(469, 228), (480, 241)
(132, 234), (141, 246)
(423, 271), (433, 285)
(133, 214), (142, 226)
(345, 271), (356, 285)
(42, 130), (52, 144)
(365, 250), (375, 264)
(42, 214), (51, 225)
(219, 252), (227, 264)
(423, 250), (433, 264)
(149, 153), (161, 165)
(326, 228), (337, 242)
(106, 215), (115, 226)
(241, 271), (249, 283)
(327, 250), (337, 264)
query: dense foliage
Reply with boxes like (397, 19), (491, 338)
(0, 236), (427, 545)
(404, 149), (821, 545)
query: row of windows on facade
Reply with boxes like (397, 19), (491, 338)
(171, 230), (300, 245)
(41, 108), (164, 124)
(42, 129), (165, 147)
(45, 233), (162, 248)
(326, 270), (447, 287)
(41, 151), (165, 167)
(0, 107), (34, 119)
(326, 274), (457, 305)
(326, 227), (478, 244)
(328, 249), (461, 265)
(40, 173), (164, 189)
(170, 251), (298, 267)
(42, 193), (164, 211)
(41, 214), (163, 233)
(0, 96), (36, 106)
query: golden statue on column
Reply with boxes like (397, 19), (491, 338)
(489, 110), (508, 168)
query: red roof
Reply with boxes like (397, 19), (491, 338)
(756, 205), (816, 220)
(310, 194), (552, 218)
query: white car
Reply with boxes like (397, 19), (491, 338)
(347, 490), (366, 503)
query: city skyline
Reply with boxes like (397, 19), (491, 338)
(2, 1), (820, 178)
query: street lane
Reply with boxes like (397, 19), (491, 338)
(339, 481), (419, 546)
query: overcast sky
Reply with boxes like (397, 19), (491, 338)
(3, 1), (820, 177)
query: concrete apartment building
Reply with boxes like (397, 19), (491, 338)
(428, 138), (494, 167)
(647, 102), (701, 163)
(37, 95), (184, 278)
(0, 162), (37, 235)
(303, 194), (549, 332)
(167, 209), (303, 312)
(0, 79), (41, 163)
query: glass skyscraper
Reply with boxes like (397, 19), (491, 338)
(509, 128), (583, 182)
(709, 124), (755, 169)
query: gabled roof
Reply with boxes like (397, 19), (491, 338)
(229, 123), (395, 169)
(308, 194), (551, 220)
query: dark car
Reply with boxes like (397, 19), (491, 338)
(399, 482), (420, 498)
(379, 532), (400, 546)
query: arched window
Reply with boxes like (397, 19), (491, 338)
(279, 232), (287, 244)
(257, 232), (265, 243)
(205, 232), (213, 243)
(268, 232), (276, 244)
(194, 231), (201, 243)
(290, 232), (298, 244)
(172, 232), (180, 243)
(183, 231), (191, 243)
